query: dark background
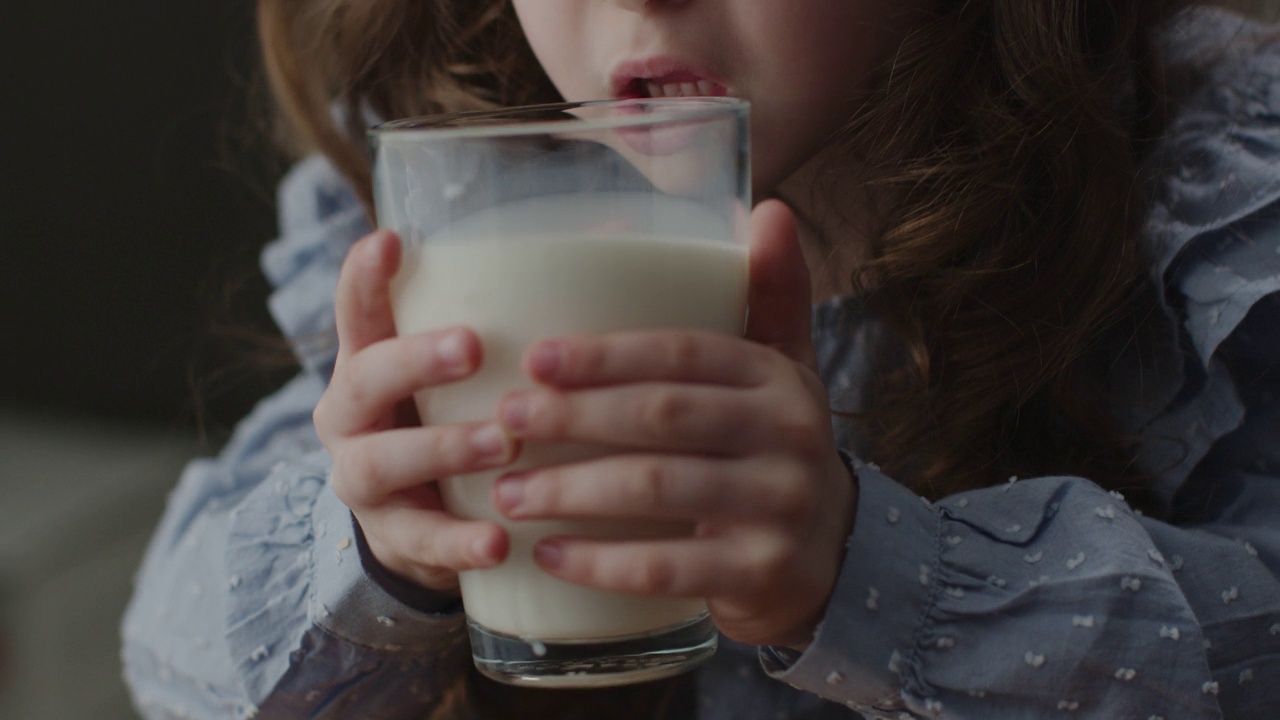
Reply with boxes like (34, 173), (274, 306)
(1, 2), (298, 716)
(2, 0), (295, 436)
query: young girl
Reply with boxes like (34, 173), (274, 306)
(123, 1), (1280, 718)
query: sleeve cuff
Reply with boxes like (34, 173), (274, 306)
(309, 482), (467, 653)
(762, 462), (940, 708)
(351, 512), (465, 615)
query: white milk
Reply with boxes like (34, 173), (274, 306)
(391, 233), (748, 640)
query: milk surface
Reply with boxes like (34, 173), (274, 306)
(391, 230), (748, 640)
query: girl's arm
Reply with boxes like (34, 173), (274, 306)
(121, 157), (472, 720)
(121, 379), (471, 720)
(768, 456), (1277, 719)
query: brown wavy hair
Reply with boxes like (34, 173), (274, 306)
(257, 0), (559, 211)
(827, 0), (1190, 504)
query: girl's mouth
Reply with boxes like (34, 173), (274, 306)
(618, 76), (729, 99)
(611, 58), (730, 100)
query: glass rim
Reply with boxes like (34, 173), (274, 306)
(369, 97), (749, 143)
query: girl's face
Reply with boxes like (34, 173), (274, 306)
(511, 0), (930, 194)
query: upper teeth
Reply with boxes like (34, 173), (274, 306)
(645, 80), (718, 97)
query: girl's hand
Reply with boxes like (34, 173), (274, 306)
(313, 230), (516, 594)
(490, 201), (857, 649)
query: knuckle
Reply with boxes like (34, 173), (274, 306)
(389, 339), (420, 383)
(532, 394), (570, 439)
(399, 518), (456, 571)
(626, 461), (670, 511)
(746, 538), (798, 591)
(340, 362), (373, 413)
(633, 554), (678, 595)
(566, 338), (606, 380)
(330, 452), (366, 509)
(427, 424), (459, 464)
(408, 525), (442, 568)
(771, 410), (827, 459)
(443, 529), (477, 571)
(335, 445), (383, 509)
(796, 364), (828, 396)
(361, 527), (410, 576)
(747, 345), (778, 382)
(768, 466), (816, 524)
(664, 334), (702, 375)
(430, 426), (473, 475)
(312, 397), (333, 439)
(639, 390), (693, 441)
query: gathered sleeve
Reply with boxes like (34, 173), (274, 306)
(121, 158), (473, 719)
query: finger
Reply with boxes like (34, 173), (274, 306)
(493, 454), (810, 523)
(331, 421), (517, 509)
(744, 200), (816, 369)
(497, 384), (756, 454)
(531, 535), (761, 598)
(335, 230), (402, 364)
(374, 502), (510, 575)
(523, 330), (773, 389)
(317, 326), (481, 436)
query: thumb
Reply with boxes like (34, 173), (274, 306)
(335, 230), (403, 365)
(744, 199), (816, 368)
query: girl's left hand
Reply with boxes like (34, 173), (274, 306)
(491, 200), (858, 650)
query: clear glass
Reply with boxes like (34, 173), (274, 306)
(369, 98), (750, 688)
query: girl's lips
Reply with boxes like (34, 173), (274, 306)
(611, 57), (729, 99)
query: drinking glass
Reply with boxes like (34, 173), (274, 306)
(370, 98), (750, 688)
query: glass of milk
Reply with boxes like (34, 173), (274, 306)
(370, 98), (750, 688)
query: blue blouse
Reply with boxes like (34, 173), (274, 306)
(122, 8), (1280, 719)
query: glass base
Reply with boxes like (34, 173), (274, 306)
(468, 613), (718, 688)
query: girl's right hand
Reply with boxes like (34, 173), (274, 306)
(313, 230), (516, 594)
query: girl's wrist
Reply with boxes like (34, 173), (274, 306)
(787, 448), (862, 652)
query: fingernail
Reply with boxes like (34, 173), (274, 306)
(528, 341), (561, 380)
(470, 423), (508, 461)
(500, 394), (531, 432)
(494, 474), (527, 512)
(534, 541), (563, 569)
(436, 331), (468, 370)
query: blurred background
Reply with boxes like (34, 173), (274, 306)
(1, 0), (293, 717)
(2, 1), (1279, 719)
